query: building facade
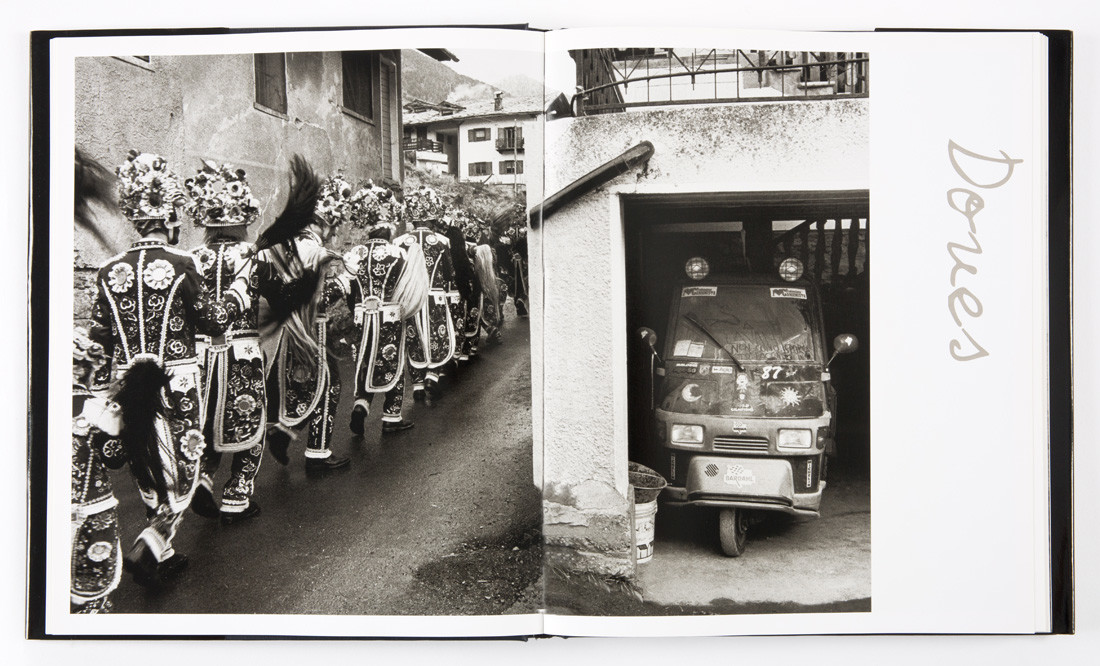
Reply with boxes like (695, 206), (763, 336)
(73, 50), (424, 317)
(403, 93), (547, 187)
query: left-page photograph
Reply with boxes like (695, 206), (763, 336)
(33, 27), (545, 637)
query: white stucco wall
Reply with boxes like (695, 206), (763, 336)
(535, 98), (869, 575)
(457, 115), (540, 185)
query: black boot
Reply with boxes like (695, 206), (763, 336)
(190, 483), (219, 519)
(382, 419), (414, 434)
(305, 455), (351, 477)
(349, 404), (368, 436)
(267, 425), (291, 466)
(220, 500), (261, 525)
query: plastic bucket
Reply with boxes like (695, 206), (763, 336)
(634, 499), (658, 563)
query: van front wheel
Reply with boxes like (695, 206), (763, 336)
(718, 508), (748, 557)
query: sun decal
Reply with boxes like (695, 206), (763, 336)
(780, 387), (802, 407)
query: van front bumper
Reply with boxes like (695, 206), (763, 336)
(663, 455), (823, 516)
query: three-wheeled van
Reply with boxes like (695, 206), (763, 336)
(639, 256), (857, 556)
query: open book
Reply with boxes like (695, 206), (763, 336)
(28, 24), (1071, 638)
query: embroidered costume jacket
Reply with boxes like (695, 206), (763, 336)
(341, 239), (409, 393)
(89, 238), (246, 512)
(70, 395), (126, 607)
(394, 227), (456, 368)
(192, 239), (292, 451)
(271, 230), (345, 428)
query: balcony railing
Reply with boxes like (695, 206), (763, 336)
(495, 137), (525, 152)
(402, 138), (444, 153)
(572, 49), (869, 116)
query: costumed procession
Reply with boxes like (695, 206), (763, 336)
(69, 149), (530, 612)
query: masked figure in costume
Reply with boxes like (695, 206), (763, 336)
(340, 184), (428, 435)
(70, 328), (126, 613)
(442, 208), (478, 366)
(184, 160), (320, 521)
(88, 151), (247, 587)
(394, 186), (458, 402)
(265, 175), (354, 474)
(510, 226), (529, 318)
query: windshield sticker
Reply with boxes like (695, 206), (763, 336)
(711, 365), (734, 374)
(682, 286), (717, 297)
(673, 340), (705, 357)
(672, 362), (698, 373)
(770, 287), (807, 299)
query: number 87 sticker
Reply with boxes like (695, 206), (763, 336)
(760, 366), (785, 380)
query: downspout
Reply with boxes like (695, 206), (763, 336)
(528, 141), (654, 229)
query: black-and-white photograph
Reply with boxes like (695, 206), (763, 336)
(67, 45), (541, 617)
(537, 47), (870, 615)
(30, 21), (1068, 643)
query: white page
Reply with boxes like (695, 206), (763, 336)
(539, 26), (1050, 636)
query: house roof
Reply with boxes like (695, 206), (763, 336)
(417, 48), (459, 62)
(404, 94), (548, 127)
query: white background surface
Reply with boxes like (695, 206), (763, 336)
(5, 0), (1097, 662)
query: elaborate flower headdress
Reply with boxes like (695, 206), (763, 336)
(183, 160), (261, 228)
(116, 151), (187, 228)
(314, 175), (356, 227)
(462, 216), (486, 244)
(403, 185), (445, 224)
(442, 206), (469, 230)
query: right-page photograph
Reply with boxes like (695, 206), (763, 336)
(535, 42), (870, 616)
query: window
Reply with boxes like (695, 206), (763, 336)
(254, 53), (288, 115)
(342, 51), (379, 121)
(499, 126), (523, 145)
(469, 162), (493, 177)
(468, 128), (491, 142)
(499, 160), (524, 175)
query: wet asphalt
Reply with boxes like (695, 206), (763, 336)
(108, 306), (540, 616)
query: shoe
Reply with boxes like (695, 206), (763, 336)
(220, 501), (261, 525)
(190, 484), (219, 519)
(413, 389), (425, 402)
(424, 382), (440, 406)
(382, 420), (414, 434)
(267, 426), (291, 466)
(122, 541), (159, 587)
(349, 404), (367, 436)
(305, 455), (351, 476)
(124, 543), (188, 588)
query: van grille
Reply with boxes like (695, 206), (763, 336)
(712, 436), (770, 453)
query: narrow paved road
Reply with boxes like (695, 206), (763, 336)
(636, 465), (870, 611)
(110, 308), (540, 616)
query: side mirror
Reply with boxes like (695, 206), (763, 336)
(833, 333), (859, 355)
(637, 327), (662, 363)
(825, 333), (859, 369)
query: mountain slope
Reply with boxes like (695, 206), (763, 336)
(401, 49), (495, 104)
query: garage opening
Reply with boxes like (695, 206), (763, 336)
(623, 189), (870, 568)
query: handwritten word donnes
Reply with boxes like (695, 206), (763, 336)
(946, 141), (1022, 362)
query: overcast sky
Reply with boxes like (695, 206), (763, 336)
(443, 48), (577, 96)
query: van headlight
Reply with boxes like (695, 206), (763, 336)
(671, 424), (704, 447)
(777, 429), (812, 451)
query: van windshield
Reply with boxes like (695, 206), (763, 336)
(670, 284), (820, 363)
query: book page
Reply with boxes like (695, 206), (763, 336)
(538, 26), (1051, 636)
(42, 26), (547, 638)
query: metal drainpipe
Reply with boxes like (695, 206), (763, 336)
(528, 141), (654, 229)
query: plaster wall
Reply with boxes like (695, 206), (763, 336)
(535, 99), (868, 574)
(73, 52), (397, 317)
